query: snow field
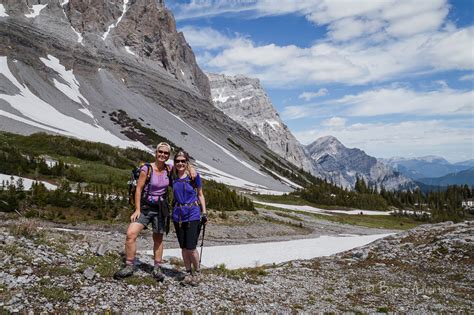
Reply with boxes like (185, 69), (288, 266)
(150, 233), (393, 269)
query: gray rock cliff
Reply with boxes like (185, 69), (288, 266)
(207, 72), (313, 172)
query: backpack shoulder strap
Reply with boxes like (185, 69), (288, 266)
(142, 162), (153, 185)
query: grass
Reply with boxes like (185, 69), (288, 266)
(259, 203), (422, 230)
(274, 211), (303, 221)
(78, 253), (121, 278)
(205, 264), (268, 284)
(34, 286), (71, 302)
(9, 219), (45, 239)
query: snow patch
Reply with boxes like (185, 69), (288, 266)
(0, 4), (8, 17)
(25, 4), (47, 18)
(40, 54), (89, 106)
(78, 108), (94, 119)
(255, 201), (333, 216)
(254, 201), (393, 216)
(102, 0), (129, 40)
(0, 174), (57, 191)
(212, 94), (229, 103)
(124, 46), (135, 56)
(262, 168), (303, 189)
(239, 96), (253, 103)
(151, 233), (392, 269)
(71, 27), (84, 45)
(167, 110), (266, 177)
(265, 119), (280, 130)
(60, 2), (83, 45)
(180, 69), (185, 76)
(0, 56), (148, 151)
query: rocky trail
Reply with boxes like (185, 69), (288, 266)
(0, 209), (472, 313)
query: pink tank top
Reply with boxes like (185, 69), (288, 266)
(140, 165), (170, 203)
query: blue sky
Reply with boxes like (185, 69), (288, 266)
(168, 0), (474, 163)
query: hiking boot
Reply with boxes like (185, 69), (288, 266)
(113, 264), (136, 279)
(180, 273), (198, 287)
(152, 266), (165, 282)
(176, 270), (190, 282)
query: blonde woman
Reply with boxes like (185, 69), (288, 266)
(171, 150), (207, 286)
(114, 143), (195, 281)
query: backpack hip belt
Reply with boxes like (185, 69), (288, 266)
(176, 201), (199, 227)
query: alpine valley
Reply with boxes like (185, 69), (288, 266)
(0, 1), (473, 314)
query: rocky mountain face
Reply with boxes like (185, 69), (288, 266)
(306, 136), (415, 190)
(379, 156), (474, 180)
(0, 0), (305, 193)
(206, 73), (413, 191)
(207, 73), (313, 172)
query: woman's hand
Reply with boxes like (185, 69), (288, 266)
(201, 213), (208, 225)
(130, 210), (141, 222)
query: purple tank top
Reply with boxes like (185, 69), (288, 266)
(140, 165), (170, 204)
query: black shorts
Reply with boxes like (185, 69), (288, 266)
(174, 220), (201, 250)
(137, 205), (166, 234)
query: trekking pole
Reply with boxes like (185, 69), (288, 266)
(199, 223), (206, 265)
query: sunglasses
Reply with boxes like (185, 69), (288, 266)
(157, 150), (170, 155)
(175, 159), (187, 164)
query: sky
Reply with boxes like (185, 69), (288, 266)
(167, 0), (474, 163)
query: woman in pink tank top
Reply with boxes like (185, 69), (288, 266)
(114, 142), (196, 282)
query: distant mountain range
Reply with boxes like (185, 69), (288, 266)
(417, 168), (474, 186)
(306, 136), (414, 190)
(207, 73), (414, 190)
(379, 156), (473, 180)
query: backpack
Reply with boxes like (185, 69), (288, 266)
(128, 163), (172, 206)
(128, 162), (152, 206)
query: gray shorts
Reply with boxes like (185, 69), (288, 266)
(136, 207), (165, 234)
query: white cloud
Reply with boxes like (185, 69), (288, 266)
(321, 117), (346, 128)
(336, 86), (474, 117)
(282, 85), (473, 120)
(294, 119), (474, 161)
(298, 88), (328, 101)
(175, 0), (450, 41)
(181, 25), (474, 87)
(459, 73), (474, 81)
(281, 105), (310, 120)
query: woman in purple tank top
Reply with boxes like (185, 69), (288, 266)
(114, 142), (196, 282)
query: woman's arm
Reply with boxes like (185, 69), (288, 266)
(187, 164), (197, 180)
(132, 169), (147, 222)
(197, 187), (207, 217)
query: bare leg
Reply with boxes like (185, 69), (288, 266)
(125, 223), (144, 261)
(189, 249), (200, 271)
(182, 248), (192, 271)
(152, 233), (164, 263)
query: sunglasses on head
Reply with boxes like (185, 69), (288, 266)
(157, 150), (170, 155)
(175, 159), (187, 164)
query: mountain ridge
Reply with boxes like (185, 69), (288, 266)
(0, 0), (307, 194)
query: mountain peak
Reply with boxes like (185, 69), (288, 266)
(207, 72), (313, 172)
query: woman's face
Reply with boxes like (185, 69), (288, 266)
(156, 145), (170, 162)
(175, 156), (187, 172)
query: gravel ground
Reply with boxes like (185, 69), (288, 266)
(0, 213), (472, 313)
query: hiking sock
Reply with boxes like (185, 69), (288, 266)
(154, 260), (162, 267)
(126, 258), (135, 265)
